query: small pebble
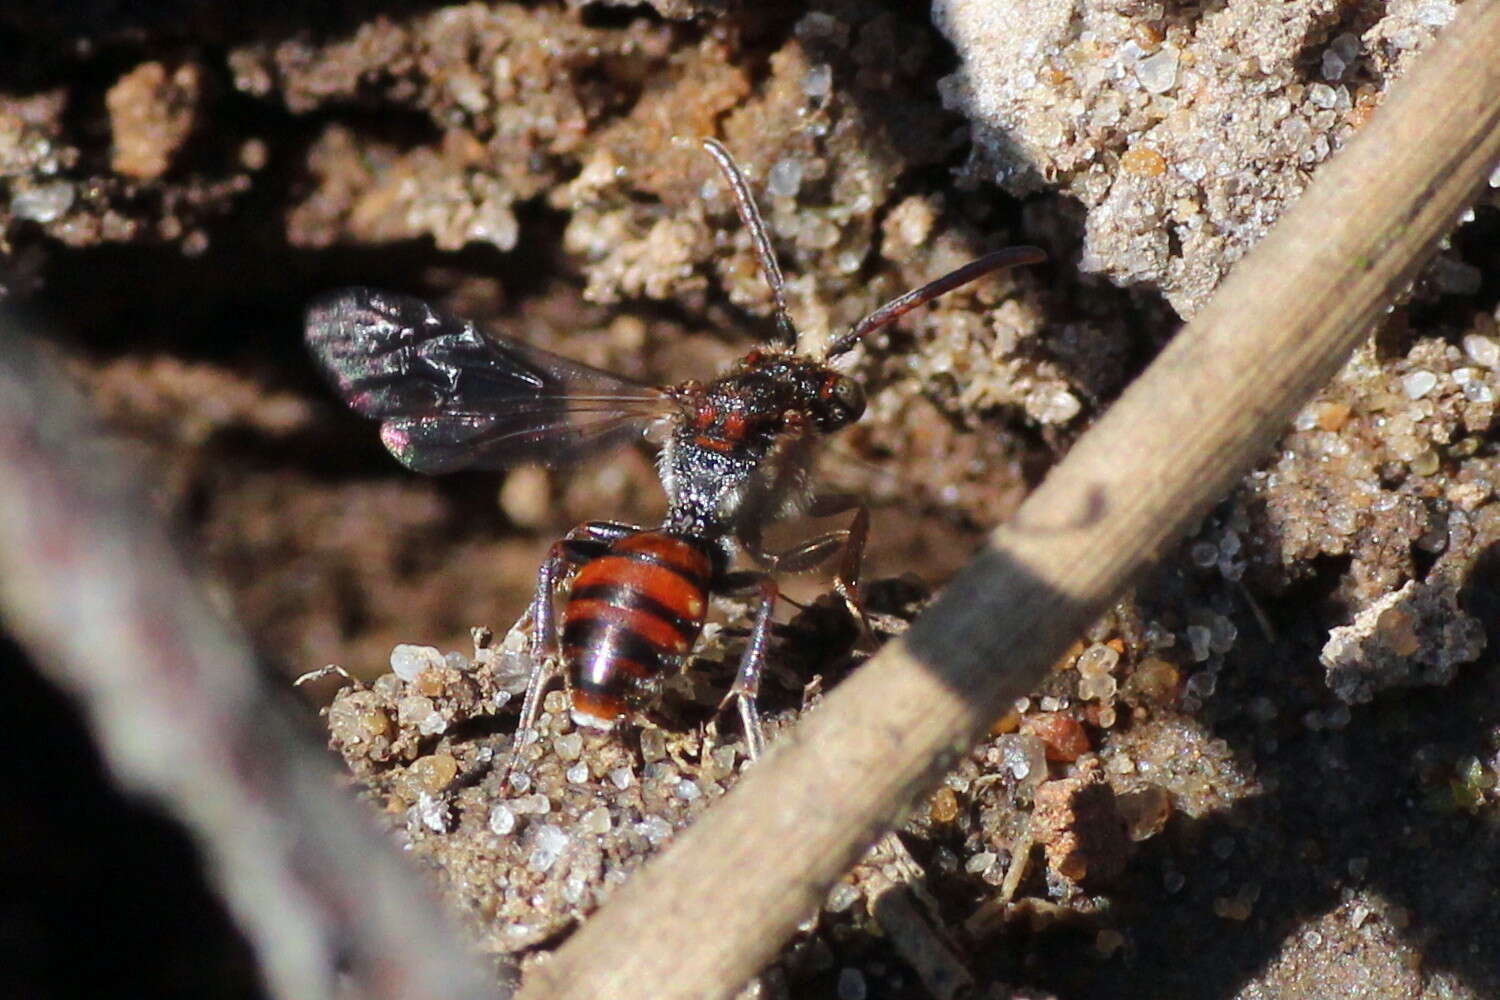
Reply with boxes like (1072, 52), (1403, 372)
(11, 181), (75, 223)
(489, 804), (517, 836)
(1121, 146), (1167, 177)
(965, 851), (998, 874)
(328, 694), (391, 742)
(766, 157), (804, 199)
(1028, 385), (1082, 423)
(1134, 21), (1164, 47)
(1186, 625), (1213, 661)
(1135, 48), (1179, 93)
(527, 825), (569, 872)
(836, 967), (867, 1000)
(1214, 889), (1255, 921)
(1401, 370), (1438, 399)
(1022, 712), (1090, 762)
(1307, 82), (1339, 108)
(1208, 614), (1238, 653)
(639, 816), (673, 846)
(1184, 669), (1217, 699)
(499, 466), (551, 529)
(710, 745), (739, 777)
(1315, 401), (1352, 431)
(1076, 643), (1120, 676)
(608, 766), (634, 789)
(1079, 674), (1118, 701)
(1409, 449), (1440, 477)
(646, 762), (678, 785)
(802, 63), (833, 99)
(796, 11), (845, 43)
(581, 806), (612, 835)
(1095, 929), (1126, 957)
(825, 882), (861, 912)
(562, 876), (589, 906)
(928, 786), (959, 823)
(407, 753), (458, 794)
(996, 732), (1047, 782)
(640, 727), (667, 762)
(1330, 32), (1361, 62)
(390, 643), (444, 682)
(1463, 334), (1500, 368)
(675, 779), (701, 801)
(1415, 0), (1454, 27)
(396, 695), (447, 736)
(1132, 658), (1180, 702)
(416, 792), (451, 833)
(1462, 380), (1495, 404)
(555, 732), (584, 761)
(511, 793), (551, 815)
(1119, 785), (1172, 841)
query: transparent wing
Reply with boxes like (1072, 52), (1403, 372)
(305, 287), (674, 474)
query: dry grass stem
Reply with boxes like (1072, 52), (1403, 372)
(0, 334), (496, 1000)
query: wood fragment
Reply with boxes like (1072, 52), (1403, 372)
(521, 5), (1500, 997)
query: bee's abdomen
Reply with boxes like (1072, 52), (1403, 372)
(561, 532), (711, 726)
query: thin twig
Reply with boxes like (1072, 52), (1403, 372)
(519, 4), (1500, 998)
(0, 334), (497, 1000)
(869, 886), (975, 1000)
(866, 834), (976, 1000)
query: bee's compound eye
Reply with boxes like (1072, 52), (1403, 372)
(831, 376), (865, 424)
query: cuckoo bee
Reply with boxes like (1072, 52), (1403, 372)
(305, 139), (1043, 757)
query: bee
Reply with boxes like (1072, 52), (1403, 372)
(305, 139), (1043, 758)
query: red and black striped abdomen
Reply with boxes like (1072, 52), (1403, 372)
(561, 531), (712, 726)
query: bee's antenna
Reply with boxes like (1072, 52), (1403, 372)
(702, 138), (797, 350)
(825, 245), (1047, 359)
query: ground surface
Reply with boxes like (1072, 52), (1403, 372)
(2, 1), (1498, 998)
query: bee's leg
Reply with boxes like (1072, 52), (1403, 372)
(831, 504), (869, 625)
(715, 574), (779, 760)
(806, 492), (861, 518)
(773, 500), (872, 634)
(510, 520), (641, 771)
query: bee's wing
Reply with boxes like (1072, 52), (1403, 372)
(305, 287), (675, 474)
